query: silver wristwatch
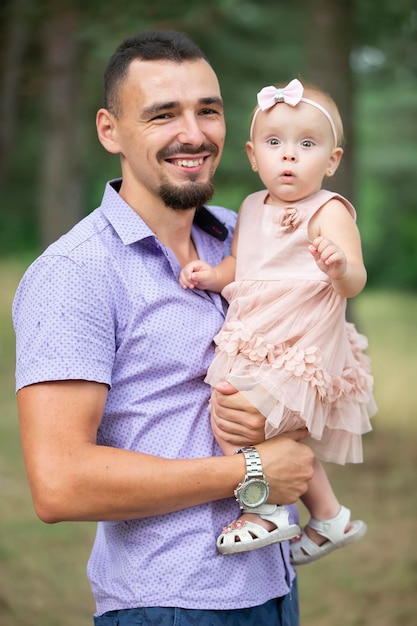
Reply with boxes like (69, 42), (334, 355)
(234, 446), (270, 509)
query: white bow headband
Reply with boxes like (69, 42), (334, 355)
(249, 78), (338, 146)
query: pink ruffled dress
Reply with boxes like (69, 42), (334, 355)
(205, 189), (376, 464)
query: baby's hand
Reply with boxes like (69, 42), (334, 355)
(179, 260), (215, 289)
(309, 236), (347, 279)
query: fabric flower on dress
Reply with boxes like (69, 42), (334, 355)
(215, 319), (376, 410)
(274, 345), (318, 377)
(214, 321), (285, 365)
(214, 321), (252, 356)
(276, 207), (302, 233)
(273, 345), (332, 397)
(342, 366), (374, 403)
(215, 325), (334, 396)
(214, 318), (374, 413)
(324, 354), (373, 405)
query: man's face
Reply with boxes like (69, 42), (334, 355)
(102, 58), (225, 212)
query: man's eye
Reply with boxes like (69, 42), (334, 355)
(152, 113), (172, 121)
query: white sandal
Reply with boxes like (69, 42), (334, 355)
(217, 504), (300, 555)
(290, 505), (367, 566)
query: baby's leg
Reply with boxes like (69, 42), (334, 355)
(290, 459), (367, 564)
(301, 457), (340, 522)
(300, 458), (349, 546)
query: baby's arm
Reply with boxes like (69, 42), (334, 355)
(179, 255), (236, 291)
(180, 213), (240, 291)
(309, 199), (367, 298)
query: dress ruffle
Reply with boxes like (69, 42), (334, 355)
(206, 304), (376, 464)
(211, 320), (372, 402)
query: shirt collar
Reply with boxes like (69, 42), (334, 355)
(100, 179), (229, 246)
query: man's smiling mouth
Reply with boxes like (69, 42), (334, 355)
(170, 157), (205, 168)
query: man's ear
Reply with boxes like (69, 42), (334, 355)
(326, 146), (344, 177)
(96, 108), (121, 154)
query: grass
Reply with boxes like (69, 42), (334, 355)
(0, 260), (96, 626)
(297, 290), (417, 625)
(1, 261), (416, 625)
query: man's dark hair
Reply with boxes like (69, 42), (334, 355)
(104, 30), (208, 117)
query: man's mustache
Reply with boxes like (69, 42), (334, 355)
(157, 143), (218, 160)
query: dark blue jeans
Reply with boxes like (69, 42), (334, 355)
(93, 579), (299, 626)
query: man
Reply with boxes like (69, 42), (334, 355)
(13, 30), (314, 625)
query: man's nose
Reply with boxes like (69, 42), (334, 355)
(177, 114), (206, 145)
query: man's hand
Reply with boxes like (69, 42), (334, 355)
(256, 432), (314, 504)
(212, 381), (314, 504)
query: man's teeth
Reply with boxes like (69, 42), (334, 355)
(172, 158), (204, 167)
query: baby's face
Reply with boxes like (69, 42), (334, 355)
(247, 102), (342, 206)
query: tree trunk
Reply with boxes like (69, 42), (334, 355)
(304, 0), (355, 202)
(39, 4), (83, 248)
(304, 0), (357, 322)
(0, 0), (34, 182)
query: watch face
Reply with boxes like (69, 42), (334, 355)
(242, 479), (269, 507)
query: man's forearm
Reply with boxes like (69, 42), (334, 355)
(32, 445), (246, 523)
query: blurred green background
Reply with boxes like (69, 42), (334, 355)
(1, 0), (416, 624)
(1, 0), (417, 289)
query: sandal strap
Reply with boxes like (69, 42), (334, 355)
(308, 505), (351, 543)
(242, 504), (293, 530)
(242, 503), (278, 516)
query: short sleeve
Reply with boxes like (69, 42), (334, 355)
(13, 255), (116, 391)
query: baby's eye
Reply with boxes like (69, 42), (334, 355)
(268, 138), (280, 146)
(301, 140), (314, 147)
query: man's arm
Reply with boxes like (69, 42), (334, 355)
(17, 380), (314, 523)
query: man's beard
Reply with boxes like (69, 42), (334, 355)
(159, 179), (215, 211)
(157, 142), (218, 211)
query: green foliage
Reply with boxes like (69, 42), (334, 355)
(0, 0), (416, 288)
(357, 83), (417, 288)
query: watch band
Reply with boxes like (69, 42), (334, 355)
(234, 445), (269, 509)
(237, 445), (264, 478)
